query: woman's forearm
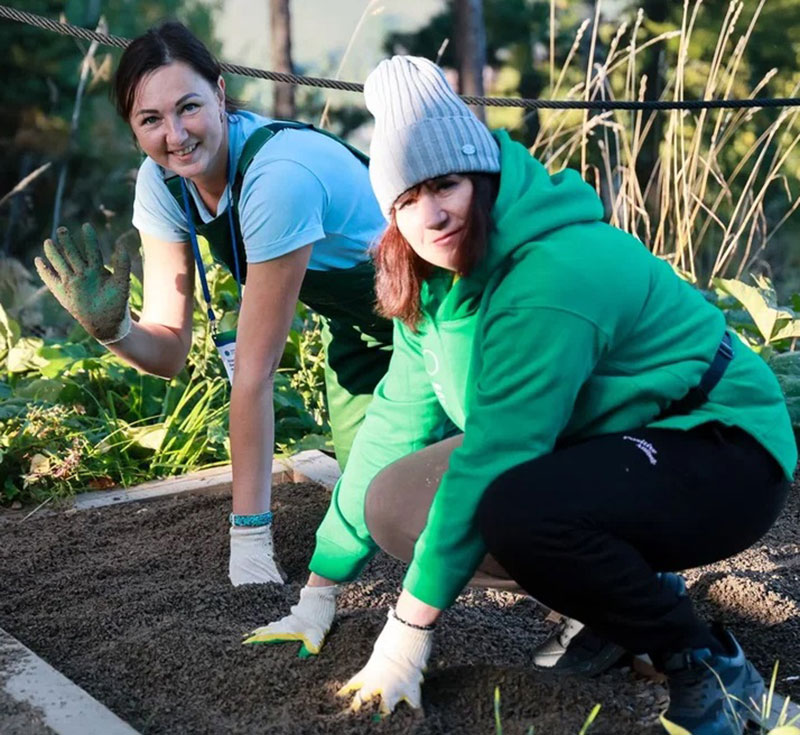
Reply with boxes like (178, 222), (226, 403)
(395, 588), (442, 627)
(229, 374), (276, 515)
(104, 319), (191, 378)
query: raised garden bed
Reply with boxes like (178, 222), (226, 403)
(0, 457), (798, 734)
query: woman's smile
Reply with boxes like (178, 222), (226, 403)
(432, 227), (464, 247)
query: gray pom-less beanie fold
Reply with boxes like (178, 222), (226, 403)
(364, 55), (501, 217)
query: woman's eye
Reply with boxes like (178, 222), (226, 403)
(181, 102), (199, 113)
(141, 116), (159, 126)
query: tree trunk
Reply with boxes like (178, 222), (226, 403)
(636, 0), (669, 191)
(453, 0), (487, 122)
(270, 0), (295, 119)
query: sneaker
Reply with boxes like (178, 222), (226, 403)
(532, 572), (686, 677)
(532, 617), (626, 676)
(659, 627), (765, 735)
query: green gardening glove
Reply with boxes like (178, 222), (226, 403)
(35, 224), (132, 344)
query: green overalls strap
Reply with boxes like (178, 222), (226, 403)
(165, 121), (393, 468)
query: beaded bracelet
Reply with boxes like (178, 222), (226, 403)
(229, 511), (273, 527)
(391, 607), (436, 631)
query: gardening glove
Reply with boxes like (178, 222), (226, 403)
(228, 525), (286, 586)
(242, 583), (338, 656)
(35, 223), (132, 344)
(337, 609), (433, 714)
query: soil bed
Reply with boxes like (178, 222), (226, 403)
(1, 477), (798, 735)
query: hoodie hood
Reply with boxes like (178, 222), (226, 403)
(484, 130), (605, 273)
(419, 130), (605, 321)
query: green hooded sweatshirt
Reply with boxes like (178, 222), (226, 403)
(309, 130), (797, 610)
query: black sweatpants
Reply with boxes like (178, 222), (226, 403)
(477, 423), (789, 657)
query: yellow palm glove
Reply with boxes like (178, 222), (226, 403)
(243, 584), (338, 656)
(337, 609), (433, 714)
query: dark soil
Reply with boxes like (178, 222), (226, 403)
(0, 477), (798, 735)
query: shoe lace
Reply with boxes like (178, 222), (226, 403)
(667, 657), (718, 711)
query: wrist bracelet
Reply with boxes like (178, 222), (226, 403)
(391, 607), (436, 631)
(229, 511), (273, 527)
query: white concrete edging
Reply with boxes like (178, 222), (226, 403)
(72, 450), (340, 511)
(0, 627), (139, 735)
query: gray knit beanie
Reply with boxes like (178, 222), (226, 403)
(364, 55), (501, 217)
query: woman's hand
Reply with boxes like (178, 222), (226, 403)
(35, 223), (131, 343)
(337, 608), (434, 714)
(243, 576), (338, 656)
(337, 591), (441, 714)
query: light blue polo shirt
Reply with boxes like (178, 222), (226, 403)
(132, 110), (385, 271)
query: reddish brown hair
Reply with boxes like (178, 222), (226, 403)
(374, 173), (499, 328)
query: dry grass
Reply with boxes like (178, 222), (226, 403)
(527, 0), (800, 287)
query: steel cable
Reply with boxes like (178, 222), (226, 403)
(2, 4), (799, 112)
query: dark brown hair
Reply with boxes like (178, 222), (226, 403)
(112, 21), (241, 122)
(374, 173), (499, 328)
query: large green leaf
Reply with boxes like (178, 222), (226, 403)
(125, 423), (167, 451)
(6, 337), (47, 373)
(0, 302), (21, 363)
(14, 378), (66, 403)
(771, 320), (800, 341)
(714, 277), (794, 343)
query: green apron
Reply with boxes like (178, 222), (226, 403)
(166, 122), (393, 468)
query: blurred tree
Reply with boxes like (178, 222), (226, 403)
(270, 0), (295, 118)
(453, 0), (487, 121)
(0, 0), (220, 264)
(383, 0), (586, 142)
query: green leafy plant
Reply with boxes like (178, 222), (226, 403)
(713, 276), (800, 352)
(705, 276), (800, 433)
(0, 257), (330, 506)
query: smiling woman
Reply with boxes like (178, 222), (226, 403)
(33, 21), (394, 591)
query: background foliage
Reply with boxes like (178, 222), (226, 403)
(0, 0), (798, 505)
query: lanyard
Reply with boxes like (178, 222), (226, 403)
(179, 141), (243, 330)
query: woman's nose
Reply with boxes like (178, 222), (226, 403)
(419, 194), (448, 230)
(165, 116), (187, 146)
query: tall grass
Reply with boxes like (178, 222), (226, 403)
(516, 0), (800, 287)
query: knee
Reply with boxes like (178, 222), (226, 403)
(363, 462), (406, 557)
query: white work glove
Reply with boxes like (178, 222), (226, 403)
(228, 525), (285, 586)
(337, 609), (433, 714)
(242, 584), (339, 656)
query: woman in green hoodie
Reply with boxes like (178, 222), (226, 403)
(246, 56), (796, 734)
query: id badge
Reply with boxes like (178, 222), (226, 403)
(213, 329), (237, 384)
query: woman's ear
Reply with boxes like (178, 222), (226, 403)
(217, 75), (226, 109)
